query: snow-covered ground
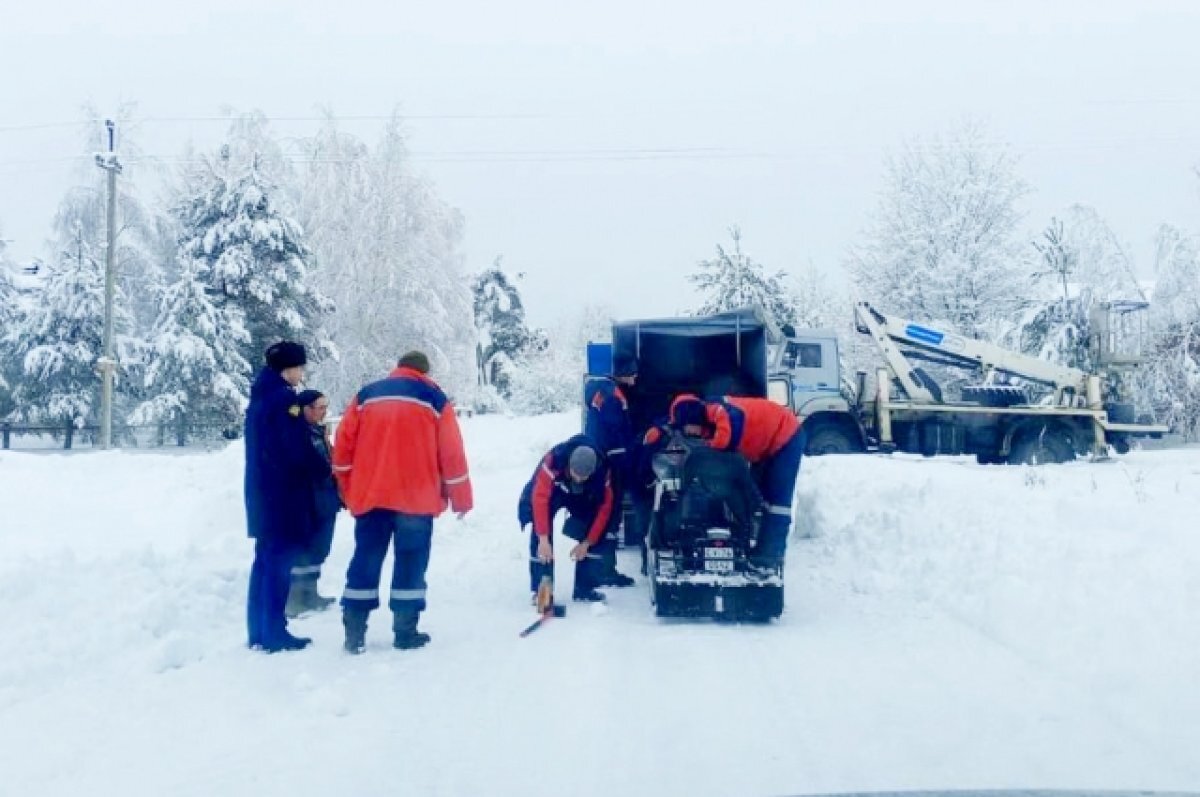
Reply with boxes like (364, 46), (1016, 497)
(1, 412), (1197, 796)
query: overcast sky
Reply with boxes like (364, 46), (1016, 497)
(2, 0), (1200, 327)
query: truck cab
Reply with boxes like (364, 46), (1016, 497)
(769, 331), (867, 455)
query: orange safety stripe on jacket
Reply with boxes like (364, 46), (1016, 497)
(333, 367), (473, 517)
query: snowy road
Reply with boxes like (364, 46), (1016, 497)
(1, 412), (1197, 796)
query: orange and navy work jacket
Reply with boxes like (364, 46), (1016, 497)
(670, 394), (800, 464)
(333, 367), (473, 518)
(521, 435), (614, 545)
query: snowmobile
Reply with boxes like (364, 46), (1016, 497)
(645, 430), (784, 621)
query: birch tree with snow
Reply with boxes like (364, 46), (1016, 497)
(849, 123), (1030, 339)
(298, 114), (475, 406)
(1138, 224), (1200, 438)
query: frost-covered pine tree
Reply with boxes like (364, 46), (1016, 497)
(849, 123), (1030, 339)
(130, 258), (251, 429)
(690, 226), (796, 330)
(10, 213), (136, 428)
(175, 144), (333, 369)
(471, 261), (533, 398)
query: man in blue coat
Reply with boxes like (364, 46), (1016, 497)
(244, 341), (329, 653)
(583, 363), (637, 587)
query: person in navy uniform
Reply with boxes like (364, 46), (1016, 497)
(244, 341), (330, 653)
(582, 362), (637, 587)
(518, 435), (615, 602)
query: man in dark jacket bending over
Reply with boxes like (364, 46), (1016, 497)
(518, 435), (614, 603)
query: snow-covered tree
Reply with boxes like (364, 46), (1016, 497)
(1013, 208), (1146, 373)
(690, 226), (796, 330)
(0, 233), (18, 414)
(1138, 225), (1200, 438)
(175, 142), (333, 368)
(9, 211), (137, 428)
(298, 113), (474, 407)
(472, 261), (533, 399)
(787, 263), (843, 331)
(507, 330), (578, 415)
(130, 258), (251, 429)
(849, 122), (1030, 339)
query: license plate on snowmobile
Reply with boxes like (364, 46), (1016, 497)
(704, 559), (735, 573)
(705, 547), (734, 559)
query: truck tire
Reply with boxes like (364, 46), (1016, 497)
(1008, 427), (1075, 465)
(805, 426), (859, 455)
(962, 384), (1028, 407)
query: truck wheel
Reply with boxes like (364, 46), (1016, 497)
(1008, 427), (1075, 465)
(805, 426), (859, 455)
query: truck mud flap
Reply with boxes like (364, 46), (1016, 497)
(653, 580), (783, 622)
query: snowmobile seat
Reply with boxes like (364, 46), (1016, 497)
(678, 445), (761, 539)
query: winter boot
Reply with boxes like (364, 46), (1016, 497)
(262, 630), (312, 653)
(343, 608), (368, 655)
(598, 570), (635, 588)
(301, 581), (335, 613)
(392, 611), (431, 650)
(285, 581), (308, 618)
(572, 588), (607, 603)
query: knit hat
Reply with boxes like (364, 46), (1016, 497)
(295, 389), (325, 407)
(398, 350), (431, 374)
(669, 394), (706, 428)
(567, 445), (598, 481)
(265, 340), (307, 372)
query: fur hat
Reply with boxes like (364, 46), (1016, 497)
(266, 341), (307, 371)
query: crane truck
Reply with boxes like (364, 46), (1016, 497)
(773, 301), (1168, 464)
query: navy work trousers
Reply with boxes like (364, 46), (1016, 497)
(755, 428), (806, 561)
(342, 509), (433, 616)
(247, 536), (296, 647)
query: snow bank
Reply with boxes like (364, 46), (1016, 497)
(0, 413), (1197, 796)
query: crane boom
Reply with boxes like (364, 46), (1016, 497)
(853, 302), (1092, 404)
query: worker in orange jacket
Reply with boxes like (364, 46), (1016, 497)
(333, 350), (473, 653)
(669, 394), (804, 568)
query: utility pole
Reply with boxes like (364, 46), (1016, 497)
(94, 119), (122, 450)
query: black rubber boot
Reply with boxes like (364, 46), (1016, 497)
(392, 611), (431, 650)
(343, 608), (368, 655)
(598, 571), (635, 588)
(263, 630), (312, 653)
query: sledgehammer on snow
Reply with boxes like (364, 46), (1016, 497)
(519, 575), (566, 637)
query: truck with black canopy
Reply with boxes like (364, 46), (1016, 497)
(592, 308), (785, 621)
